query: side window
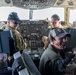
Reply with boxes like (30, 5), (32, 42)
(69, 9), (76, 25)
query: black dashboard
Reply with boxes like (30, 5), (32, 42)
(17, 20), (49, 50)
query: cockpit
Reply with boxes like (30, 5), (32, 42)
(0, 0), (76, 75)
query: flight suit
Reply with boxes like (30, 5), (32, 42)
(39, 44), (75, 75)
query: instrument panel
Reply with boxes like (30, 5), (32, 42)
(17, 20), (49, 50)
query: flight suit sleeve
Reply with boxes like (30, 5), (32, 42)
(12, 30), (26, 51)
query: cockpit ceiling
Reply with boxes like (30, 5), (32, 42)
(12, 0), (57, 9)
(1, 0), (76, 9)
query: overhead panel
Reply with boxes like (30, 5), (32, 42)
(12, 0), (57, 9)
(0, 0), (76, 9)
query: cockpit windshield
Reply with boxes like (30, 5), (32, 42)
(0, 6), (64, 21)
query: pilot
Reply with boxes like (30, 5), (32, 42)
(39, 28), (75, 75)
(44, 14), (63, 29)
(48, 14), (63, 33)
(0, 12), (26, 52)
(42, 14), (63, 49)
(50, 14), (63, 28)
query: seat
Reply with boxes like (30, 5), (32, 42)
(22, 52), (41, 75)
(65, 27), (76, 49)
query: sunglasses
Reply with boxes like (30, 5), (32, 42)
(13, 21), (19, 24)
(11, 20), (19, 24)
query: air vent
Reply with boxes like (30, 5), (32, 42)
(68, 1), (73, 5)
(55, 0), (65, 5)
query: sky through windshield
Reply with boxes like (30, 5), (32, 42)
(0, 6), (64, 21)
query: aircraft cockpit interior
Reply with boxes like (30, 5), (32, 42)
(0, 0), (76, 75)
(17, 20), (48, 50)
